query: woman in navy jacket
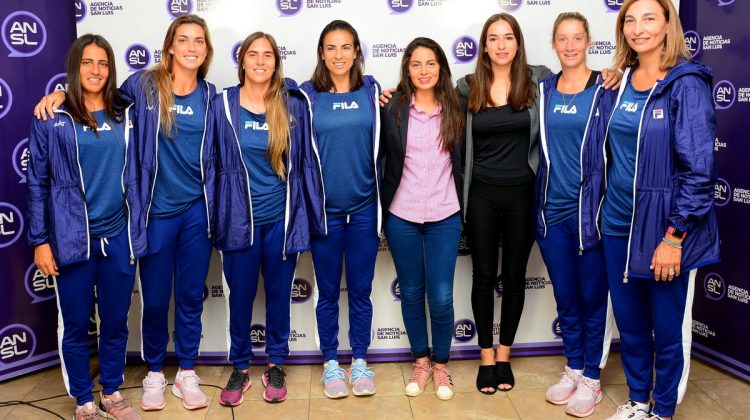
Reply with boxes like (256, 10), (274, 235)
(602, 1), (719, 419)
(205, 31), (324, 406)
(27, 34), (141, 420)
(535, 13), (615, 418)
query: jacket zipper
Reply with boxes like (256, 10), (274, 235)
(577, 85), (602, 255)
(223, 90), (255, 248)
(59, 110), (91, 261)
(198, 80), (212, 238)
(120, 105), (136, 264)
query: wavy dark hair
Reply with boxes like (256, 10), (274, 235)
(395, 37), (463, 153)
(310, 20), (364, 92)
(64, 34), (124, 132)
(468, 13), (535, 113)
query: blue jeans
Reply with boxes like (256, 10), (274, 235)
(384, 212), (461, 364)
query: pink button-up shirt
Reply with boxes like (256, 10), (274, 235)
(389, 99), (460, 223)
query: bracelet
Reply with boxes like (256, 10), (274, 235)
(662, 237), (683, 249)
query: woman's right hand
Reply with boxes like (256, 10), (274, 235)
(34, 244), (59, 276)
(33, 91), (66, 121)
(379, 87), (396, 107)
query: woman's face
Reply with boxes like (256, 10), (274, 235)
(553, 19), (589, 70)
(484, 19), (518, 68)
(321, 29), (357, 79)
(169, 23), (208, 73)
(408, 47), (440, 93)
(623, 0), (668, 58)
(243, 37), (276, 86)
(79, 44), (109, 96)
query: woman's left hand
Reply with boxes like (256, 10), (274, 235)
(651, 242), (681, 281)
(601, 68), (623, 90)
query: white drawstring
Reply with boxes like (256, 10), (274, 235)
(100, 237), (109, 257)
(346, 214), (350, 225)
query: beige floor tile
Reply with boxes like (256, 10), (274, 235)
(208, 398), (310, 420)
(600, 353), (628, 385)
(689, 359), (736, 381)
(309, 395), (412, 420)
(601, 383), (629, 407)
(673, 382), (733, 419)
(500, 355), (569, 390)
(410, 390), (518, 419)
(0, 367), (47, 418)
(693, 377), (750, 419)
(507, 387), (618, 420)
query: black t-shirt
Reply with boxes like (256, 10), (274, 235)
(471, 105), (533, 185)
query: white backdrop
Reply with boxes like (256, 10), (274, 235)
(71, 0), (674, 364)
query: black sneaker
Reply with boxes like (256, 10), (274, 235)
(262, 365), (287, 402)
(218, 368), (251, 406)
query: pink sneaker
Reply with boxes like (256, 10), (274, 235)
(75, 401), (104, 419)
(219, 368), (251, 407)
(404, 362), (432, 397)
(566, 376), (603, 417)
(172, 369), (209, 410)
(99, 391), (141, 420)
(262, 365), (288, 403)
(432, 364), (454, 401)
(546, 366), (581, 405)
(140, 371), (167, 411)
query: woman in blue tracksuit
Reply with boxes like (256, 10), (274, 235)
(205, 32), (324, 406)
(299, 19), (381, 399)
(27, 34), (142, 420)
(535, 13), (615, 418)
(603, 1), (719, 419)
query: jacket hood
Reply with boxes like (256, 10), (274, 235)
(653, 60), (713, 95)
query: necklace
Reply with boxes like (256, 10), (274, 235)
(560, 91), (579, 108)
(241, 86), (266, 114)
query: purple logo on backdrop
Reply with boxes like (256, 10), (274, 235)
(125, 44), (151, 71)
(683, 31), (701, 58)
(166, 0), (193, 18)
(0, 77), (12, 119)
(495, 274), (504, 298)
(291, 278), (312, 303)
(452, 36), (477, 63)
(45, 73), (68, 95)
(552, 318), (563, 339)
(24, 263), (56, 303)
(714, 178), (731, 206)
(250, 324), (266, 348)
(703, 272), (726, 301)
(13, 138), (29, 183)
(74, 1), (88, 23)
(2, 11), (47, 57)
(713, 80), (735, 110)
(276, 0), (303, 16)
(603, 0), (624, 12)
(717, 0), (735, 6)
(231, 41), (242, 66)
(453, 319), (476, 343)
(0, 324), (36, 364)
(390, 278), (401, 301)
(388, 0), (414, 13)
(0, 202), (24, 248)
(498, 0), (523, 12)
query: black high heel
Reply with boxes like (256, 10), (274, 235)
(495, 361), (515, 391)
(476, 365), (497, 395)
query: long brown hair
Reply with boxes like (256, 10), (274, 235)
(310, 20), (365, 92)
(237, 32), (289, 180)
(468, 13), (535, 113)
(64, 34), (124, 132)
(395, 37), (463, 153)
(613, 0), (689, 71)
(147, 14), (214, 136)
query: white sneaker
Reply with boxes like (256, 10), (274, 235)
(140, 371), (167, 411)
(606, 400), (653, 420)
(172, 369), (209, 410)
(546, 366), (581, 405)
(565, 376), (603, 417)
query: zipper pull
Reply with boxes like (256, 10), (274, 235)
(623, 271), (628, 284)
(578, 247), (583, 256)
(129, 256), (135, 265)
(207, 229), (212, 239)
(282, 251), (287, 261)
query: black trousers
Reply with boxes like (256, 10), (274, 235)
(466, 179), (535, 348)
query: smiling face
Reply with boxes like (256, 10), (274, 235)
(321, 29), (357, 79)
(623, 0), (668, 58)
(79, 43), (109, 96)
(484, 19), (518, 68)
(242, 37), (276, 86)
(408, 47), (440, 93)
(169, 23), (208, 73)
(553, 19), (590, 70)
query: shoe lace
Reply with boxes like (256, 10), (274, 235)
(350, 359), (374, 382)
(432, 366), (453, 388)
(409, 363), (431, 384)
(616, 400), (638, 416)
(323, 362), (345, 383)
(178, 370), (201, 387)
(143, 373), (167, 390)
(575, 377), (598, 399)
(227, 369), (247, 389)
(78, 403), (99, 420)
(560, 367), (580, 386)
(266, 366), (286, 388)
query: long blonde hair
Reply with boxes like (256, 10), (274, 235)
(147, 14), (214, 136)
(613, 0), (689, 71)
(237, 32), (289, 180)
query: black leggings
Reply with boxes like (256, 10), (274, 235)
(466, 179), (535, 349)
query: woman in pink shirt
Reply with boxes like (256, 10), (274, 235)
(380, 37), (465, 401)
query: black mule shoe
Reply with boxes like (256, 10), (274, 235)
(476, 365), (497, 395)
(495, 361), (515, 391)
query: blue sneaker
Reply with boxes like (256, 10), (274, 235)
(322, 360), (349, 399)
(347, 358), (375, 396)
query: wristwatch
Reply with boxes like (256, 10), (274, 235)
(667, 226), (687, 240)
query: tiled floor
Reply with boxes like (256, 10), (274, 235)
(1, 353), (748, 419)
